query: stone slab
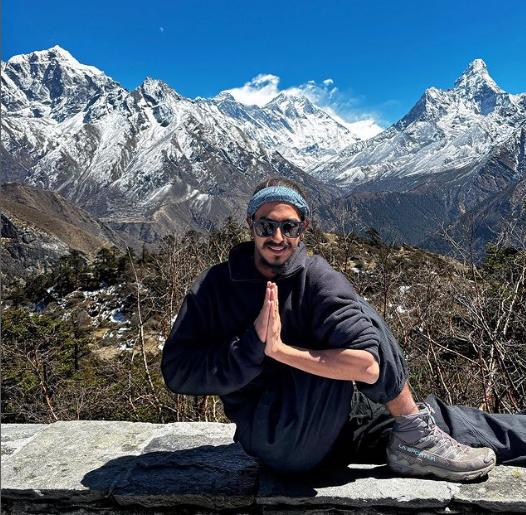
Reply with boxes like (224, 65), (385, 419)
(112, 422), (259, 510)
(3, 422), (526, 514)
(257, 464), (459, 510)
(1, 420), (163, 503)
(1, 424), (50, 460)
(2, 500), (252, 515)
(453, 465), (526, 513)
(146, 421), (237, 447)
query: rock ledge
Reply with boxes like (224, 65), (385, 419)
(2, 421), (525, 514)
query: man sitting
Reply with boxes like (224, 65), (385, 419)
(162, 177), (525, 480)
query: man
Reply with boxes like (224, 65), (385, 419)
(162, 177), (525, 480)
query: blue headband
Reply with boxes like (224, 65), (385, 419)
(247, 186), (311, 219)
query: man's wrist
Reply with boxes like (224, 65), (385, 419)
(254, 324), (265, 343)
(265, 338), (287, 359)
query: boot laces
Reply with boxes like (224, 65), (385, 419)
(416, 404), (470, 456)
(419, 413), (471, 458)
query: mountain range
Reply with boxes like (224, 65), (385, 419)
(324, 59), (526, 252)
(1, 46), (343, 242)
(2, 46), (525, 261)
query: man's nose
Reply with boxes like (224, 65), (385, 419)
(270, 227), (285, 241)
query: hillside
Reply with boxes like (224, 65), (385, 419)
(1, 183), (135, 278)
(2, 222), (524, 424)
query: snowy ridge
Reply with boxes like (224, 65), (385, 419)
(196, 91), (360, 171)
(7, 45), (104, 75)
(312, 60), (526, 189)
(1, 46), (336, 234)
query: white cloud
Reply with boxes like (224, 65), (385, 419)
(224, 74), (385, 140)
(321, 106), (384, 140)
(160, 27), (164, 33)
(225, 74), (339, 107)
(224, 74), (281, 106)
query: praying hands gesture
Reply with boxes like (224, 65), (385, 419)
(253, 281), (380, 383)
(254, 281), (283, 357)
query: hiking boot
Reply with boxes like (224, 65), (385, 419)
(387, 403), (496, 481)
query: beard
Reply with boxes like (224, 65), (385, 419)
(258, 243), (294, 277)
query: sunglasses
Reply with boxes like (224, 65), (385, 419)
(252, 218), (306, 238)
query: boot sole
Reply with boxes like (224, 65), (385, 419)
(387, 454), (496, 481)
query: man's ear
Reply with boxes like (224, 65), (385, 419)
(300, 219), (310, 240)
(247, 217), (254, 238)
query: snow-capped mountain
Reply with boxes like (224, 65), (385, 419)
(196, 91), (360, 171)
(336, 122), (526, 248)
(313, 59), (526, 190)
(2, 47), (339, 240)
(1, 46), (121, 122)
(2, 48), (524, 255)
(322, 60), (526, 254)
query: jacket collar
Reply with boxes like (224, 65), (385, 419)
(228, 241), (307, 282)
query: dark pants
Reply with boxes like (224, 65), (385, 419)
(317, 390), (526, 470)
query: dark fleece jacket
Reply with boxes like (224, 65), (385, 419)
(162, 241), (408, 471)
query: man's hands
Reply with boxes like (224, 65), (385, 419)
(254, 282), (272, 342)
(253, 282), (379, 383)
(266, 282), (283, 357)
(254, 281), (284, 357)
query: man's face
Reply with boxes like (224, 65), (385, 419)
(249, 201), (309, 279)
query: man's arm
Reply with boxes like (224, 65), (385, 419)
(270, 344), (380, 383)
(265, 284), (379, 383)
(161, 279), (271, 397)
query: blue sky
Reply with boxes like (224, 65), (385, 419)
(2, 0), (525, 128)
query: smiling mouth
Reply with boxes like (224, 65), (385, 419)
(266, 245), (290, 254)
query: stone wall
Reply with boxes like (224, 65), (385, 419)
(2, 421), (525, 514)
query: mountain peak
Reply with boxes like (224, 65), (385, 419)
(264, 93), (317, 115)
(464, 58), (488, 74)
(267, 92), (311, 105)
(213, 91), (236, 102)
(142, 76), (168, 87)
(46, 45), (76, 60)
(7, 45), (104, 76)
(138, 77), (183, 101)
(454, 59), (504, 95)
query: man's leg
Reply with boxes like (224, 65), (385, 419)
(385, 383), (418, 415)
(317, 390), (395, 469)
(426, 395), (526, 467)
(319, 390), (524, 474)
(239, 367), (356, 473)
(355, 299), (497, 479)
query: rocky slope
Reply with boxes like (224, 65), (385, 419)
(337, 122), (526, 248)
(1, 184), (132, 278)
